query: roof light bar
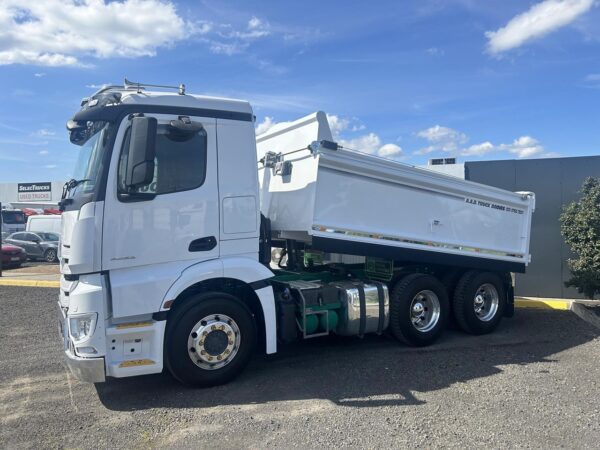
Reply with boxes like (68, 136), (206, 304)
(124, 78), (186, 95)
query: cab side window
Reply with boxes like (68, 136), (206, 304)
(118, 120), (207, 198)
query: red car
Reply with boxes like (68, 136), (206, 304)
(1, 243), (27, 269)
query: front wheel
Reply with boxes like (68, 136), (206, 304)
(389, 273), (449, 346)
(165, 293), (257, 387)
(44, 248), (57, 263)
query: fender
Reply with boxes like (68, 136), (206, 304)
(160, 258), (225, 308)
(221, 255), (274, 283)
(161, 256), (277, 354)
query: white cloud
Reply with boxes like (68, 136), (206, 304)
(0, 0), (193, 67)
(34, 72), (46, 77)
(461, 141), (495, 157)
(339, 133), (404, 159)
(378, 143), (404, 158)
(426, 47), (445, 56)
(86, 84), (109, 89)
(326, 114), (350, 139)
(417, 125), (468, 144)
(39, 150), (49, 155)
(584, 73), (600, 88)
(44, 164), (57, 169)
(325, 114), (364, 139)
(500, 136), (546, 158)
(34, 129), (55, 137)
(245, 17), (270, 38)
(415, 125), (468, 154)
(415, 125), (552, 159)
(207, 16), (271, 55)
(339, 133), (381, 153)
(486, 0), (595, 54)
(255, 116), (276, 135)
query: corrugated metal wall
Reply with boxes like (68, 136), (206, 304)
(466, 156), (600, 299)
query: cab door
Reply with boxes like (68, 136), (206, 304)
(102, 114), (220, 318)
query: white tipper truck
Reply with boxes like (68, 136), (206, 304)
(58, 80), (535, 387)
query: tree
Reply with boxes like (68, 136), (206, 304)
(560, 177), (600, 299)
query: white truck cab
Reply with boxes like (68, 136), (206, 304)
(58, 80), (534, 387)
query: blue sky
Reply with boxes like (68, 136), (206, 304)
(0, 0), (599, 182)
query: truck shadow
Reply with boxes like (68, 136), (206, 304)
(96, 309), (599, 411)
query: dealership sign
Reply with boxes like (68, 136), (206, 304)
(17, 182), (52, 202)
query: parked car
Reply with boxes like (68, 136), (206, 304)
(1, 243), (27, 268)
(5, 231), (59, 262)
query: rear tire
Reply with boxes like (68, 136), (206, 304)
(165, 293), (257, 387)
(453, 271), (505, 335)
(389, 273), (449, 346)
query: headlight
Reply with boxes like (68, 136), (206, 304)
(69, 313), (97, 343)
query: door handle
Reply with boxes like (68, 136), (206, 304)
(189, 236), (217, 252)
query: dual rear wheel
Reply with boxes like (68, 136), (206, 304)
(389, 271), (506, 346)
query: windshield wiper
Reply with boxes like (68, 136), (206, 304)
(59, 178), (91, 211)
(61, 178), (91, 197)
(66, 178), (91, 191)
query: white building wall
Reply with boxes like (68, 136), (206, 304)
(420, 163), (465, 179)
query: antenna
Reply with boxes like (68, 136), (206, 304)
(124, 78), (186, 95)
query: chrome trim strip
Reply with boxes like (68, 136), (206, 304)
(311, 225), (525, 260)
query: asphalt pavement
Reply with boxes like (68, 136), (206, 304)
(1, 286), (599, 449)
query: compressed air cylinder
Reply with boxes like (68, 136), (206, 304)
(319, 310), (338, 332)
(302, 314), (319, 334)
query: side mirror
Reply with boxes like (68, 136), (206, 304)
(32, 238), (40, 244)
(126, 117), (157, 188)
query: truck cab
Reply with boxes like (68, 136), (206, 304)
(1, 209), (26, 235)
(59, 81), (275, 384)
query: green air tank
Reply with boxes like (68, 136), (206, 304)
(319, 310), (338, 332)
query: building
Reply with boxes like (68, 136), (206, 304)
(424, 156), (600, 299)
(0, 181), (66, 210)
(466, 156), (600, 299)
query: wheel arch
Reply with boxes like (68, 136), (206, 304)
(160, 257), (276, 354)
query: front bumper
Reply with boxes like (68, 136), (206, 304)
(58, 302), (106, 383)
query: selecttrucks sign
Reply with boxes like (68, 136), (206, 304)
(17, 182), (52, 202)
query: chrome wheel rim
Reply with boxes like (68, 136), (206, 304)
(473, 283), (499, 322)
(410, 290), (441, 332)
(187, 314), (241, 370)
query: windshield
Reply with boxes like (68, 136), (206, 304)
(1, 211), (25, 224)
(37, 232), (59, 241)
(70, 121), (111, 194)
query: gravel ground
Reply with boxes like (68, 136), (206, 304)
(1, 286), (600, 449)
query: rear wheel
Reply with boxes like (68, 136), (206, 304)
(389, 273), (449, 346)
(453, 271), (505, 334)
(165, 293), (257, 387)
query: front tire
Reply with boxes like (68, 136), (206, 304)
(453, 271), (505, 335)
(44, 248), (57, 263)
(389, 273), (449, 346)
(165, 293), (257, 387)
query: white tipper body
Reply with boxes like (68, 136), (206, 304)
(60, 91), (534, 381)
(257, 112), (534, 266)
